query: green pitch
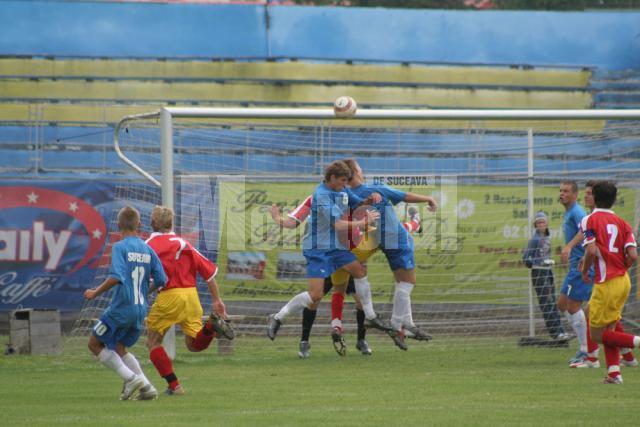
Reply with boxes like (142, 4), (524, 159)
(2, 335), (640, 426)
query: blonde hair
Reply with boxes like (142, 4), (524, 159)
(151, 205), (174, 232)
(118, 206), (140, 232)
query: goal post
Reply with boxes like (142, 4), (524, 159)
(81, 106), (640, 356)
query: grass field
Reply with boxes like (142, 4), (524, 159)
(2, 334), (640, 426)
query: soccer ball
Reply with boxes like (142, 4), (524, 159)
(333, 96), (357, 118)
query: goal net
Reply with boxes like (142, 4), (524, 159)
(72, 108), (640, 355)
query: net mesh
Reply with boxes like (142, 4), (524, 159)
(71, 115), (640, 353)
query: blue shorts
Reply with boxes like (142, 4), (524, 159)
(382, 247), (415, 271)
(92, 315), (140, 350)
(561, 269), (593, 302)
(304, 249), (356, 279)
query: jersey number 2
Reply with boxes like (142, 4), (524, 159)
(607, 224), (619, 253)
(131, 266), (145, 305)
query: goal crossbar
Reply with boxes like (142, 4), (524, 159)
(114, 106), (640, 190)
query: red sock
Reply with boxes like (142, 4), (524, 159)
(150, 346), (179, 390)
(202, 318), (215, 335)
(586, 315), (599, 354)
(602, 328), (636, 349)
(191, 328), (215, 352)
(616, 322), (636, 360)
(603, 344), (621, 376)
(621, 348), (635, 361)
(331, 292), (345, 321)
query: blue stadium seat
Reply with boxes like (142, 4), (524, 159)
(0, 149), (31, 171)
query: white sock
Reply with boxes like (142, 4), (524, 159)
(121, 352), (151, 387)
(569, 310), (588, 353)
(354, 276), (376, 320)
(275, 291), (312, 321)
(391, 282), (415, 330)
(331, 318), (343, 330)
(98, 348), (135, 381)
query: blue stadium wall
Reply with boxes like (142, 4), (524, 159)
(1, 1), (639, 69)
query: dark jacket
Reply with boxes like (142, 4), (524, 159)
(522, 230), (552, 269)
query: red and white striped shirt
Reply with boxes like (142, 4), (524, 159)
(288, 195), (312, 223)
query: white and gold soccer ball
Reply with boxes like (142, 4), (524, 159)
(333, 96), (357, 118)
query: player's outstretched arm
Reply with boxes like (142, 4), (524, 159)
(404, 193), (438, 212)
(206, 277), (228, 319)
(271, 203), (301, 229)
(84, 277), (119, 300)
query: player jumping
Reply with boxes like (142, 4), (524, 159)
(271, 186), (421, 357)
(271, 197), (371, 357)
(266, 160), (390, 343)
(342, 158), (437, 350)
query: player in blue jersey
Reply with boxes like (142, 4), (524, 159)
(84, 206), (167, 400)
(267, 160), (389, 340)
(556, 180), (593, 367)
(343, 158), (437, 350)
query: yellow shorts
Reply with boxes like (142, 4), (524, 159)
(331, 231), (378, 285)
(146, 287), (203, 338)
(589, 273), (631, 329)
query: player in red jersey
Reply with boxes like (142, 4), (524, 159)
(581, 181), (639, 384)
(145, 206), (234, 395)
(565, 181), (636, 368)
